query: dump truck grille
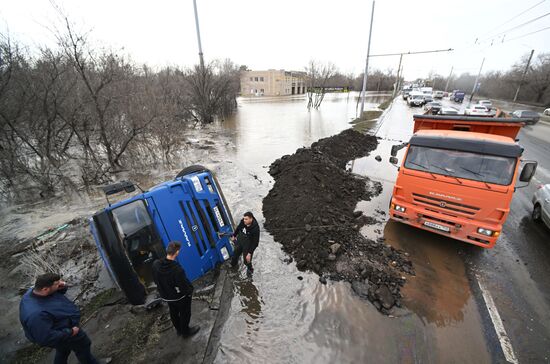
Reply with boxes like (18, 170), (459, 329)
(413, 193), (480, 216)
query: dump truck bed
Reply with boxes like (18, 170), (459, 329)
(413, 114), (525, 139)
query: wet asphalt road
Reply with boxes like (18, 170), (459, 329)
(368, 98), (550, 363)
(216, 94), (549, 363)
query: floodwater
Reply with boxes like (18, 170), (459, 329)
(214, 93), (492, 363)
(0, 92), (494, 363)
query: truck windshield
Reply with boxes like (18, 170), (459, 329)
(112, 200), (152, 237)
(404, 145), (516, 185)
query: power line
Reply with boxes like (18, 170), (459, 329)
(369, 48), (453, 58)
(505, 25), (550, 42)
(484, 0), (547, 34)
(481, 11), (550, 42)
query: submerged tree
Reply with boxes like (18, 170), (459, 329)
(305, 60), (336, 109)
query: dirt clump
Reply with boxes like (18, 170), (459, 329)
(263, 129), (414, 314)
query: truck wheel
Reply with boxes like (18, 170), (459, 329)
(532, 204), (542, 222)
(176, 165), (208, 179)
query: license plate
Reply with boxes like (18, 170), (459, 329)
(423, 221), (450, 232)
(213, 206), (225, 227)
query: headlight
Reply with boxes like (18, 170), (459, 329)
(477, 228), (499, 237)
(394, 205), (406, 213)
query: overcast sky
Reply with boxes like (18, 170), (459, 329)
(2, 0), (549, 79)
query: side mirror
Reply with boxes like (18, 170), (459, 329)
(389, 157), (399, 165)
(391, 142), (408, 157)
(519, 161), (537, 182)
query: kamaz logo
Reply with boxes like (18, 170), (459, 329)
(192, 225), (198, 232)
(440, 202), (447, 207)
(429, 191), (462, 201)
(178, 219), (192, 248)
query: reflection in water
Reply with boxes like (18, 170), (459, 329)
(234, 277), (264, 324)
(384, 221), (470, 327)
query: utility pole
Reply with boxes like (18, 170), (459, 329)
(513, 49), (534, 102)
(468, 57), (485, 106)
(444, 66), (453, 92)
(392, 53), (403, 99)
(359, 0), (375, 118)
(192, 0), (205, 70)
(396, 63), (404, 94)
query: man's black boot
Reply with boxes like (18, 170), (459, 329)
(182, 325), (200, 338)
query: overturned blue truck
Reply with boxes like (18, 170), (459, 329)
(89, 165), (235, 305)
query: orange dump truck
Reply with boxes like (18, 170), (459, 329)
(388, 114), (538, 248)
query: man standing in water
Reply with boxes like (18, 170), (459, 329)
(152, 241), (200, 338)
(230, 211), (260, 274)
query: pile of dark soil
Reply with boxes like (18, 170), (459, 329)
(263, 129), (414, 314)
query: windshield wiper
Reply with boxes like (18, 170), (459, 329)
(430, 163), (463, 184)
(408, 161), (437, 179)
(459, 166), (492, 190)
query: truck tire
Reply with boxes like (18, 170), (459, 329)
(175, 165), (208, 179)
(532, 204), (542, 222)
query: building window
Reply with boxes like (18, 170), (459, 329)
(250, 77), (253, 81)
(255, 77), (258, 81)
(260, 77), (264, 82)
(260, 89), (264, 93)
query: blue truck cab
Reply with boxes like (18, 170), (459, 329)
(89, 165), (235, 304)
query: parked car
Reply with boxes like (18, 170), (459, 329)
(464, 104), (489, 116)
(511, 110), (541, 125)
(532, 184), (550, 229)
(422, 92), (434, 103)
(440, 107), (460, 115)
(408, 92), (425, 106)
(433, 91), (445, 99)
(402, 87), (413, 100)
(424, 101), (442, 113)
(478, 100), (493, 111)
(544, 108), (550, 116)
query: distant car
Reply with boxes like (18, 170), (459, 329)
(532, 184), (550, 229)
(465, 105), (489, 116)
(478, 100), (493, 111)
(440, 107), (460, 115)
(408, 92), (425, 107)
(422, 92), (434, 103)
(452, 91), (465, 103)
(424, 101), (442, 113)
(402, 87), (412, 100)
(511, 110), (540, 125)
(433, 91), (445, 99)
(544, 108), (550, 116)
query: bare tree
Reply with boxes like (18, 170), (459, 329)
(305, 60), (336, 109)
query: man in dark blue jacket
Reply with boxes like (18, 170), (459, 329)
(19, 273), (98, 364)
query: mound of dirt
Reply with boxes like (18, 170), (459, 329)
(263, 129), (414, 314)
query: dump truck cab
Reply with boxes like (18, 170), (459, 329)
(90, 166), (235, 304)
(389, 115), (538, 248)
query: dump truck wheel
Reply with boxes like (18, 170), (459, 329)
(532, 204), (542, 222)
(175, 165), (208, 179)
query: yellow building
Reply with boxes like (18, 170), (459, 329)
(240, 69), (307, 96)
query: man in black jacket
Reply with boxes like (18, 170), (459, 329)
(152, 241), (199, 337)
(230, 211), (260, 273)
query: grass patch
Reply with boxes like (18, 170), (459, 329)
(350, 110), (383, 124)
(11, 344), (51, 364)
(81, 288), (118, 320)
(378, 99), (392, 110)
